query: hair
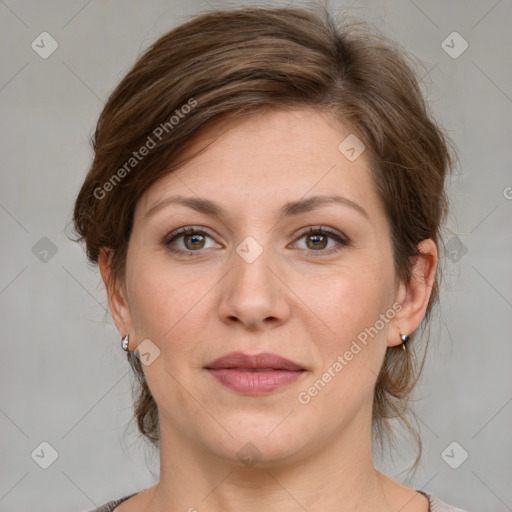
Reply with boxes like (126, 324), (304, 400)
(71, 4), (455, 469)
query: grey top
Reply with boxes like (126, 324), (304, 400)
(88, 490), (471, 511)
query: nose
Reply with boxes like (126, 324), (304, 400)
(218, 240), (291, 330)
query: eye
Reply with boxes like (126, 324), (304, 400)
(163, 225), (350, 257)
(291, 226), (349, 256)
(164, 226), (219, 254)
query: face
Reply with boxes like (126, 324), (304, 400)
(108, 108), (409, 466)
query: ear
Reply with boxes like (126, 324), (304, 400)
(98, 249), (134, 346)
(388, 239), (438, 347)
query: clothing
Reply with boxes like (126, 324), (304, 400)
(88, 490), (471, 512)
(88, 492), (137, 512)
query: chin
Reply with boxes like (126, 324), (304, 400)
(198, 411), (317, 468)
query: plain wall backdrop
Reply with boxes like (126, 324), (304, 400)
(1, 0), (511, 511)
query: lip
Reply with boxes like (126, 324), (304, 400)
(206, 351), (305, 371)
(205, 351), (306, 395)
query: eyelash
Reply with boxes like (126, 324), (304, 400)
(163, 225), (350, 257)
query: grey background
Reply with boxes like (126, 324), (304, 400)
(1, 0), (511, 511)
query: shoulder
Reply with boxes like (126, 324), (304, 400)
(422, 491), (473, 512)
(87, 492), (138, 512)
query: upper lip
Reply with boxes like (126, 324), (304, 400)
(205, 351), (305, 371)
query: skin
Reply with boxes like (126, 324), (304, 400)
(99, 108), (437, 512)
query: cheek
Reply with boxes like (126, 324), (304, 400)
(124, 255), (212, 412)
(125, 249), (188, 338)
(295, 256), (395, 343)
(295, 270), (394, 414)
(125, 249), (217, 368)
(292, 258), (396, 411)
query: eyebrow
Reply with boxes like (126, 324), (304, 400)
(144, 194), (370, 221)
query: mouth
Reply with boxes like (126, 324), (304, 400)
(204, 351), (306, 395)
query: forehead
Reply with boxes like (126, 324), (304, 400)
(136, 108), (382, 222)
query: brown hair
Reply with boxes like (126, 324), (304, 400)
(72, 4), (455, 466)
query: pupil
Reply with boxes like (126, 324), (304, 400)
(186, 234), (204, 249)
(308, 234), (326, 250)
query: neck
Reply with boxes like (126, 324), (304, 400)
(149, 409), (395, 512)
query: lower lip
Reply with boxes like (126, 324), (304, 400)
(206, 369), (304, 394)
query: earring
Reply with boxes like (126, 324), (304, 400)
(121, 334), (130, 352)
(400, 333), (410, 351)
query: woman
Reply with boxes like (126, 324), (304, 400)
(73, 4), (469, 512)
